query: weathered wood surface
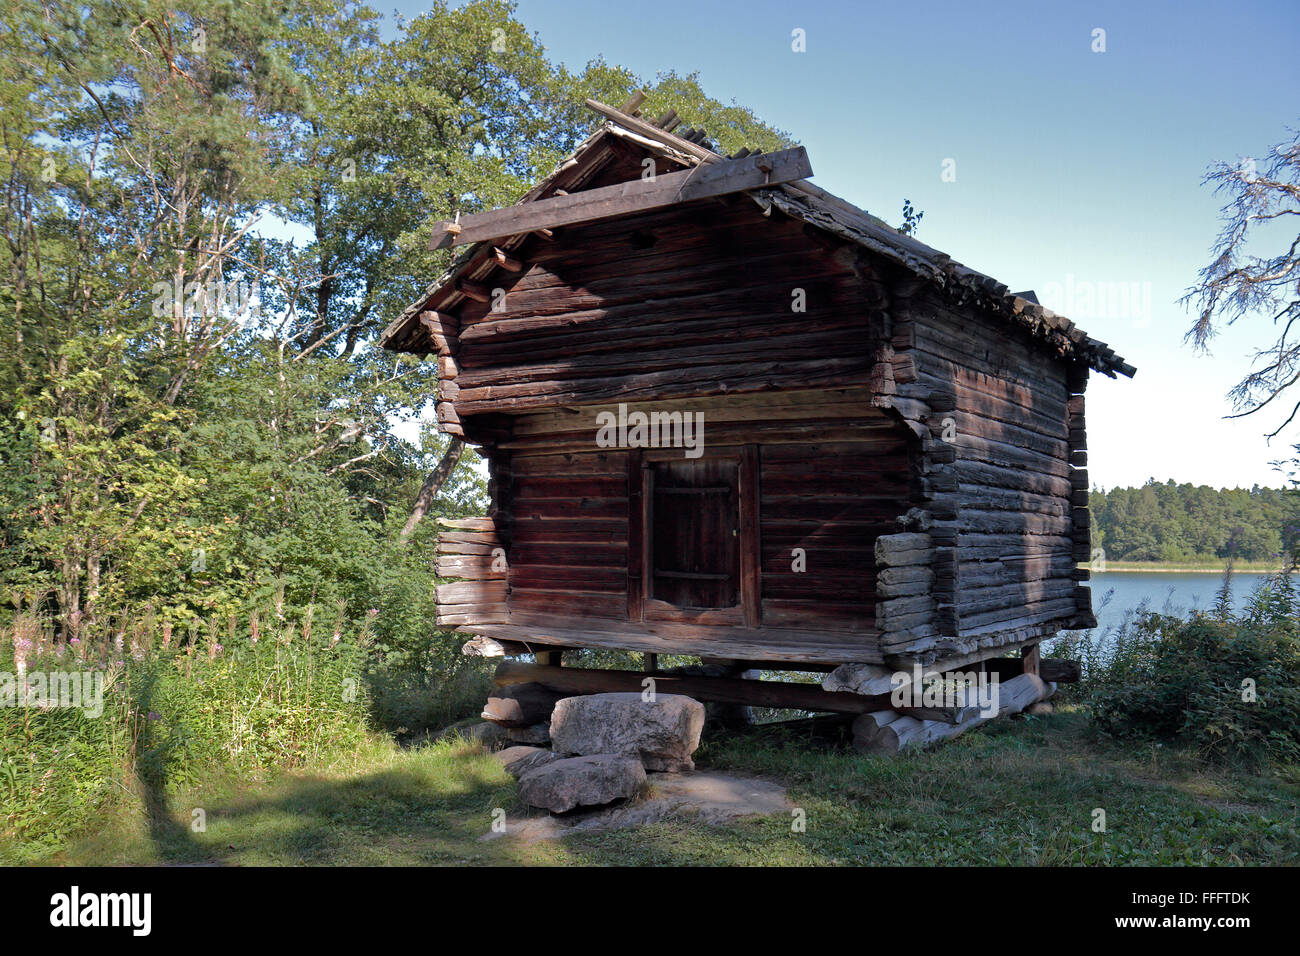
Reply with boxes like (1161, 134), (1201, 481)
(435, 518), (506, 627)
(439, 200), (890, 416)
(428, 147), (813, 249)
(880, 281), (1086, 653)
(851, 673), (1055, 753)
(404, 129), (1110, 668)
(480, 390), (921, 646)
(494, 661), (894, 713)
(463, 617), (883, 665)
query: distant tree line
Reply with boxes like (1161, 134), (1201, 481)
(1091, 481), (1300, 563)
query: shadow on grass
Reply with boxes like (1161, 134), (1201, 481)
(131, 664), (204, 860)
(93, 714), (1300, 867)
(137, 742), (521, 866)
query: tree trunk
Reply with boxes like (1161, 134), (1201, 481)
(400, 437), (466, 540)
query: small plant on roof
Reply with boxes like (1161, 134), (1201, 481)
(898, 198), (924, 237)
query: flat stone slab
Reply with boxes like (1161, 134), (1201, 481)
(483, 771), (789, 843)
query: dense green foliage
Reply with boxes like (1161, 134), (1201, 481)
(1090, 480), (1298, 563)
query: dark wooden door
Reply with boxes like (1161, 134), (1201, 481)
(649, 459), (741, 609)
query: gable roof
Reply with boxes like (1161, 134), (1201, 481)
(379, 101), (1134, 380)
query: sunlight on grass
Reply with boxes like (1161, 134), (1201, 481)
(49, 714), (1299, 867)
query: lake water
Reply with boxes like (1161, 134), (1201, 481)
(1086, 570), (1269, 636)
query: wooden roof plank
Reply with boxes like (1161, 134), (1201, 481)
(584, 97), (721, 163)
(427, 146), (812, 250)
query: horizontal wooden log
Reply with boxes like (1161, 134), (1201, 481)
(958, 597), (1077, 631)
(851, 673), (1054, 753)
(508, 586), (628, 612)
(758, 598), (874, 631)
(436, 603), (507, 626)
(1041, 658), (1082, 682)
(435, 555), (506, 579)
(437, 529), (503, 546)
(436, 516), (496, 531)
(435, 581), (506, 605)
(493, 661), (893, 714)
(436, 540), (499, 556)
(461, 635), (530, 657)
(429, 147), (814, 249)
(875, 533), (932, 567)
(453, 355), (871, 414)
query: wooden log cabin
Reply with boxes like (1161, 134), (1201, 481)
(379, 98), (1134, 701)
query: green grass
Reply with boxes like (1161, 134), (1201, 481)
(42, 710), (1300, 866)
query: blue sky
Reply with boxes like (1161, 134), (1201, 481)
(386, 0), (1300, 489)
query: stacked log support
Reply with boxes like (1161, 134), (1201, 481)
(494, 661), (899, 713)
(852, 673), (1055, 754)
(875, 532), (935, 653)
(879, 278), (960, 648)
(434, 517), (507, 627)
(879, 280), (1087, 666)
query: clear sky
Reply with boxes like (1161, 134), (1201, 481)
(385, 0), (1300, 490)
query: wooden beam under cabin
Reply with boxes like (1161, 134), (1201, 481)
(495, 661), (896, 715)
(428, 146), (813, 249)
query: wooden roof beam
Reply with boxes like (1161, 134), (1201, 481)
(491, 247), (525, 272)
(584, 97), (720, 164)
(618, 90), (647, 115)
(428, 146), (813, 250)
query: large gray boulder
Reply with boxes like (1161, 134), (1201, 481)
(516, 754), (646, 813)
(550, 693), (705, 772)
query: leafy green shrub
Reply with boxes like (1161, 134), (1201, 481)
(1079, 572), (1300, 766)
(365, 660), (494, 738)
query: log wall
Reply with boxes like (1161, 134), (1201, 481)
(884, 283), (1085, 661)
(442, 196), (893, 417)
(426, 190), (1091, 667)
(472, 389), (921, 662)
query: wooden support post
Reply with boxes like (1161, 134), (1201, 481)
(618, 90), (647, 115)
(455, 278), (492, 303)
(739, 444), (761, 627)
(644, 652), (658, 673)
(490, 247), (525, 272)
(537, 650), (563, 667)
(1022, 642), (1040, 677)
